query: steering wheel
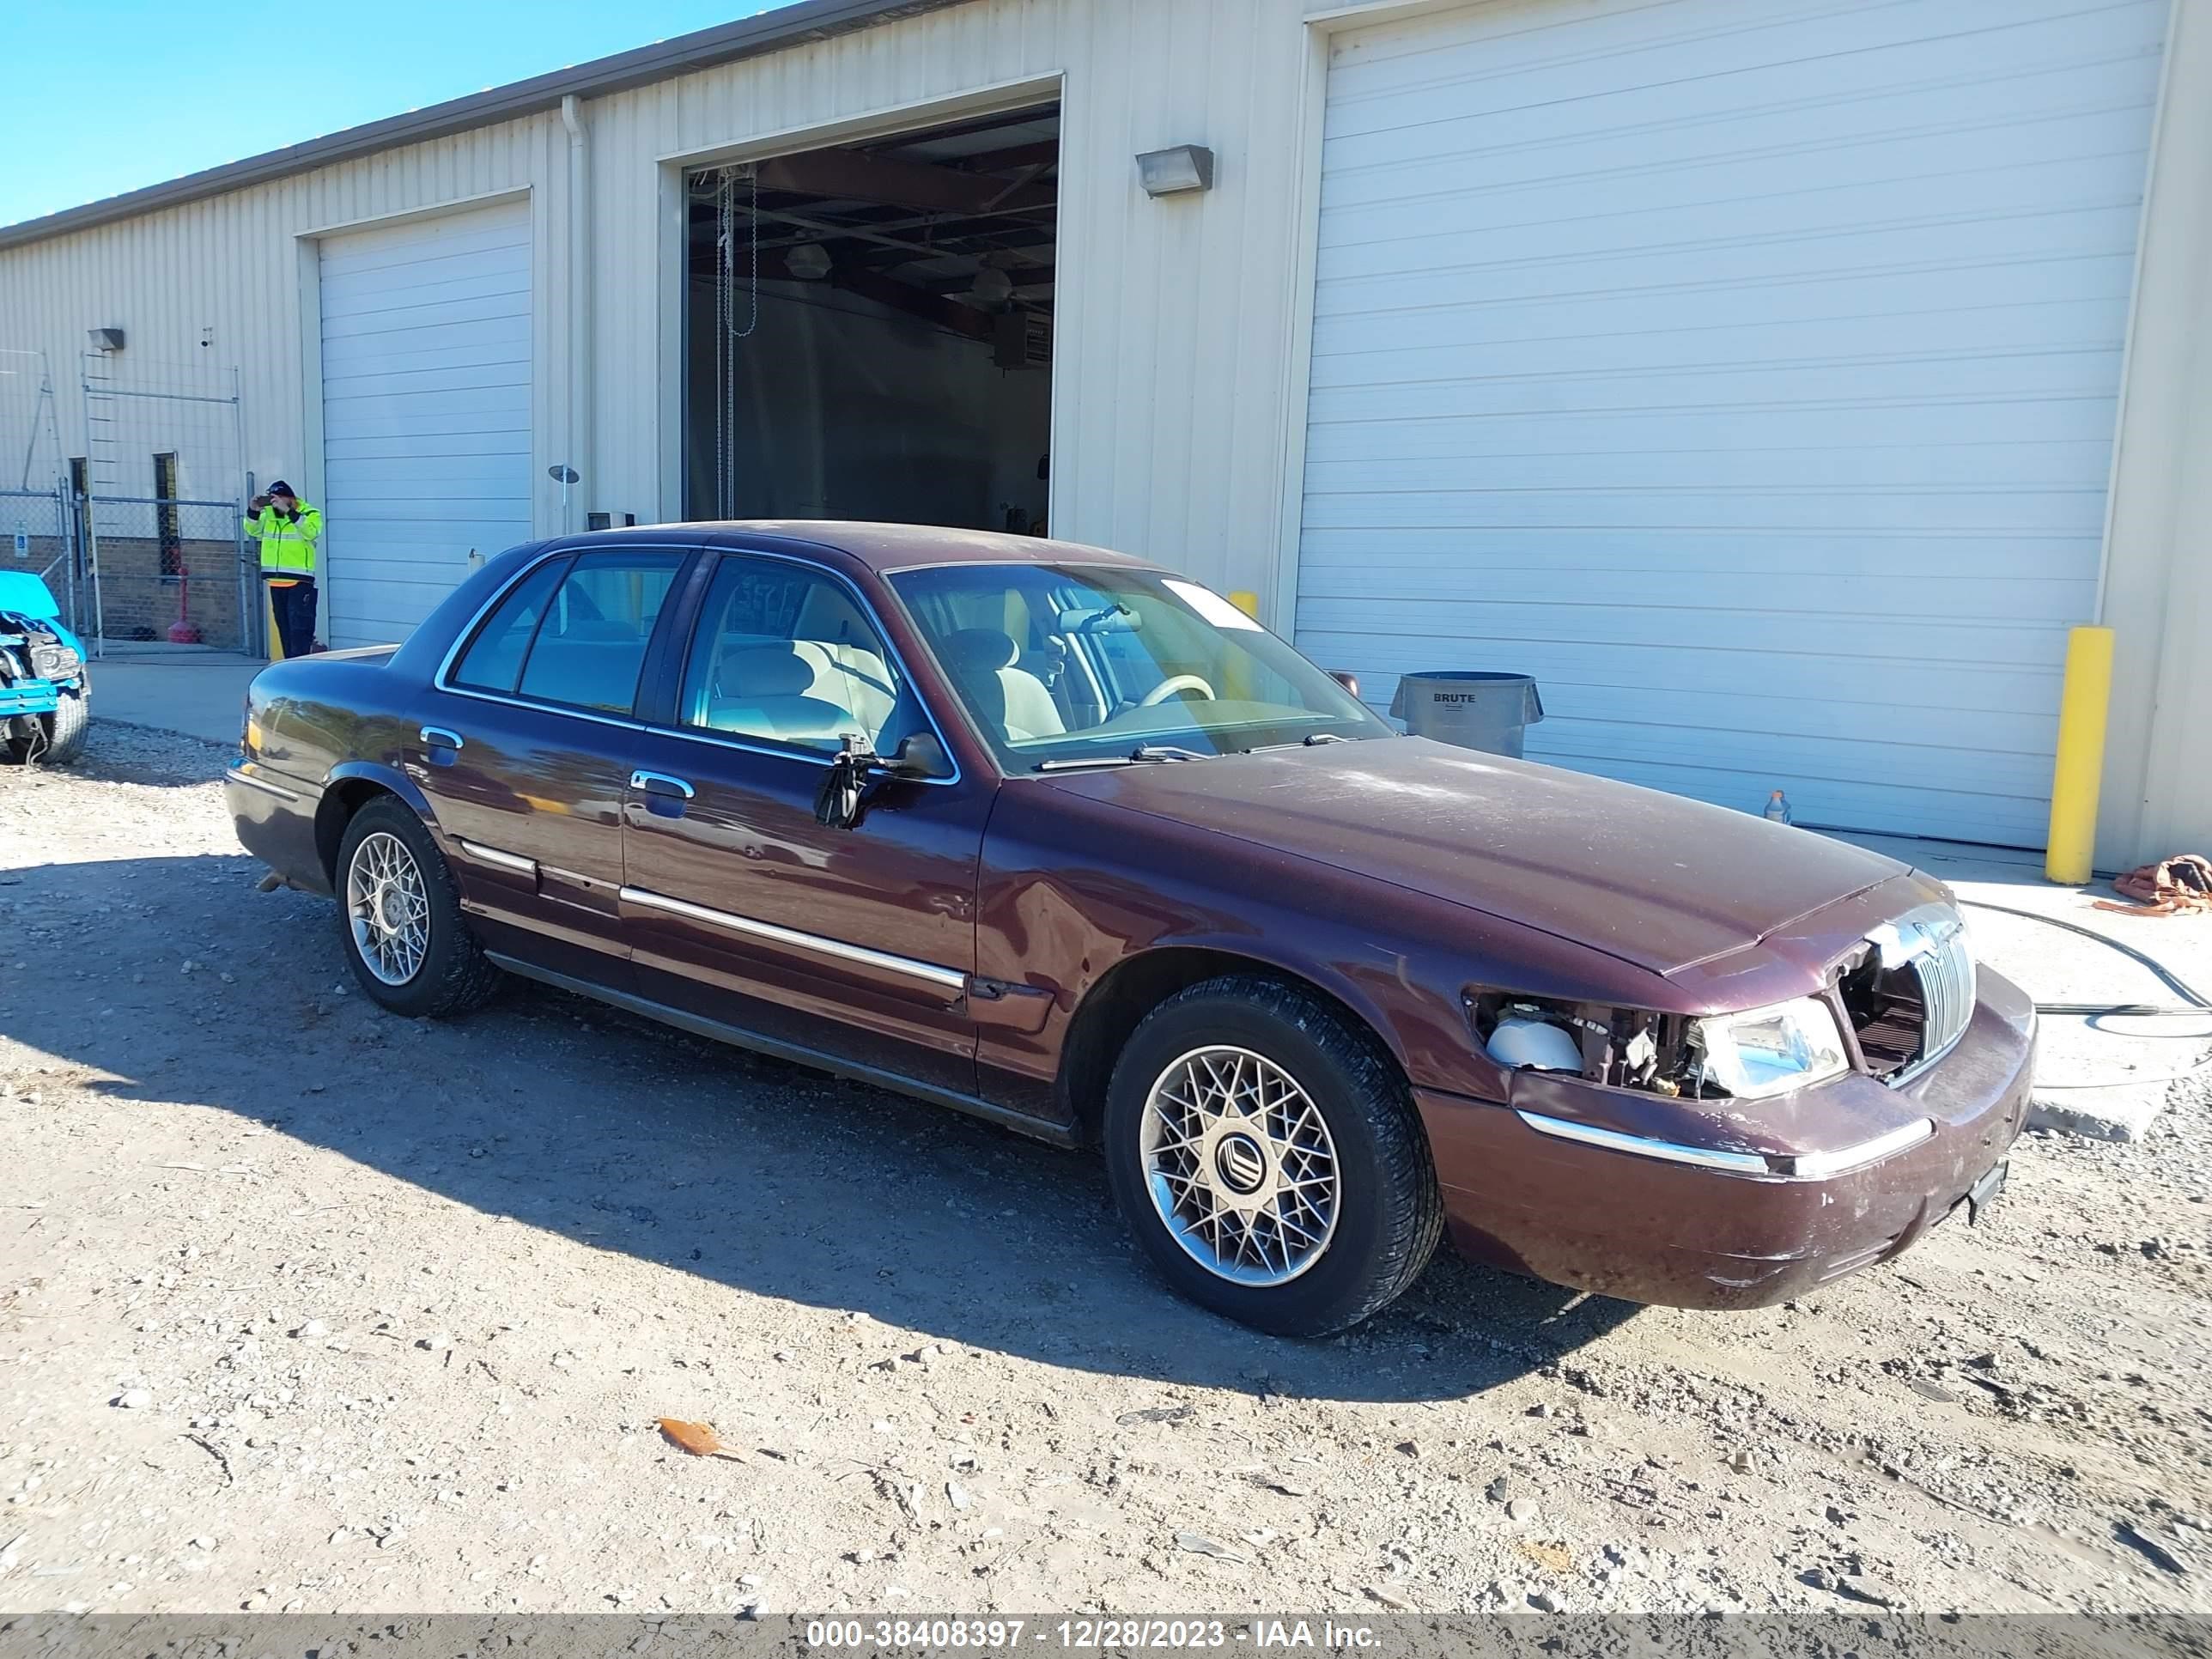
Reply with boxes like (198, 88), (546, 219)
(1139, 673), (1218, 708)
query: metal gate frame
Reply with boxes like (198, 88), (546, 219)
(0, 483), (77, 624)
(78, 354), (250, 658)
(0, 349), (80, 629)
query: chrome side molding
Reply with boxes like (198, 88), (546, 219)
(618, 884), (968, 997)
(1515, 1108), (1935, 1182)
(457, 838), (538, 877)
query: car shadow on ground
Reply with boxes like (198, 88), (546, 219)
(3, 850), (1638, 1404)
(4, 742), (228, 789)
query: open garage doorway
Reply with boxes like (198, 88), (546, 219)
(684, 102), (1057, 534)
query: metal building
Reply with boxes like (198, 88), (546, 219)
(2, 0), (2206, 868)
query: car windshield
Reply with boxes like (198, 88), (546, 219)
(886, 562), (1392, 768)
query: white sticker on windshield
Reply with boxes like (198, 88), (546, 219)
(1164, 579), (1262, 631)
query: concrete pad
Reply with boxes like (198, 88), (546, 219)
(88, 651), (263, 747)
(1830, 831), (2212, 1140)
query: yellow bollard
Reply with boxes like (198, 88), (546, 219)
(264, 583), (285, 663)
(2045, 624), (2113, 884)
(1224, 592), (1261, 703)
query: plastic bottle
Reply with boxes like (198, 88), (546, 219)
(1764, 789), (1793, 825)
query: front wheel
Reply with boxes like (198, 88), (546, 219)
(1103, 975), (1443, 1337)
(335, 798), (501, 1018)
(3, 685), (87, 765)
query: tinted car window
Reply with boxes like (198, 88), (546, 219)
(450, 556), (570, 695)
(514, 550), (685, 714)
(678, 555), (908, 754)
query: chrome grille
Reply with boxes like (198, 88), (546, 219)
(1865, 904), (1975, 1085)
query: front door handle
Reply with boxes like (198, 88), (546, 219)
(420, 726), (464, 766)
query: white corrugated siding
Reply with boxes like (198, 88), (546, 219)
(0, 0), (2200, 862)
(0, 117), (563, 596)
(1295, 0), (2166, 846)
(318, 202), (535, 645)
(0, 0), (1319, 611)
(580, 0), (1316, 593)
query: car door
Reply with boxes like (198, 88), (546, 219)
(412, 544), (693, 984)
(618, 548), (992, 1095)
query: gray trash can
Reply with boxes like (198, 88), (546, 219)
(1389, 671), (1545, 758)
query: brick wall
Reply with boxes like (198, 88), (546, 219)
(89, 538), (247, 650)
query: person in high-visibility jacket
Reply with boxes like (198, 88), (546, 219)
(245, 480), (322, 658)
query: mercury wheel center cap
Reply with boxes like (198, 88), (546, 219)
(1213, 1132), (1268, 1197)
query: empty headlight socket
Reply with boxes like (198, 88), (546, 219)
(1463, 991), (1697, 1095)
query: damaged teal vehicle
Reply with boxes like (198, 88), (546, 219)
(0, 571), (88, 764)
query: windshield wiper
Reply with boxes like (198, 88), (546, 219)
(1239, 732), (1359, 756)
(1036, 743), (1215, 772)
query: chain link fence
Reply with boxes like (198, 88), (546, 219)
(83, 493), (249, 649)
(0, 484), (80, 627)
(79, 353), (254, 654)
(0, 349), (85, 631)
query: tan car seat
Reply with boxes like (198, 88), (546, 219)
(707, 644), (864, 744)
(941, 628), (1065, 744)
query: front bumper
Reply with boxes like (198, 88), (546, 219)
(1414, 966), (2036, 1309)
(0, 675), (70, 717)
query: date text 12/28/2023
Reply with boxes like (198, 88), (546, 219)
(803, 1620), (1383, 1650)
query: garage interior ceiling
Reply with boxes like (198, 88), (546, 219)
(684, 102), (1058, 531)
(686, 105), (1058, 355)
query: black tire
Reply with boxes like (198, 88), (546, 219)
(334, 796), (502, 1018)
(40, 686), (88, 764)
(1103, 975), (1443, 1337)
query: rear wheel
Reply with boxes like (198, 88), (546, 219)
(335, 797), (501, 1018)
(1103, 975), (1443, 1336)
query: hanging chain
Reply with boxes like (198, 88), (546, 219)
(712, 164), (762, 518)
(720, 164), (761, 343)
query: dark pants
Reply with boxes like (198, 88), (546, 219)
(269, 579), (318, 659)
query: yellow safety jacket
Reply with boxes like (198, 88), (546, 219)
(246, 502), (322, 583)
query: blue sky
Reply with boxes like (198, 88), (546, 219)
(0, 1), (784, 228)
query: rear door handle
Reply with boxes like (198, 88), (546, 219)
(420, 726), (464, 750)
(630, 769), (695, 819)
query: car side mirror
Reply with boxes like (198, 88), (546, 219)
(883, 731), (952, 781)
(1329, 670), (1360, 697)
(814, 732), (951, 830)
(814, 734), (877, 830)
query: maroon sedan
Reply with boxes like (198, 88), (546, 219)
(225, 524), (2032, 1336)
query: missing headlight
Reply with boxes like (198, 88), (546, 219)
(1464, 992), (1695, 1097)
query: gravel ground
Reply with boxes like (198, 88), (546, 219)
(0, 724), (2207, 1619)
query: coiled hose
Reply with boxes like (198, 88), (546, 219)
(1957, 897), (2212, 1090)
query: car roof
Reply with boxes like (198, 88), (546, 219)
(611, 520), (1160, 574)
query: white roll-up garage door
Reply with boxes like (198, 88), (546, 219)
(318, 201), (533, 647)
(1296, 0), (2165, 846)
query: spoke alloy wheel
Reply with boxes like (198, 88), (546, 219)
(346, 830), (430, 987)
(1139, 1044), (1340, 1286)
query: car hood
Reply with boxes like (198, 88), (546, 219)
(1039, 737), (1911, 977)
(0, 571), (60, 622)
